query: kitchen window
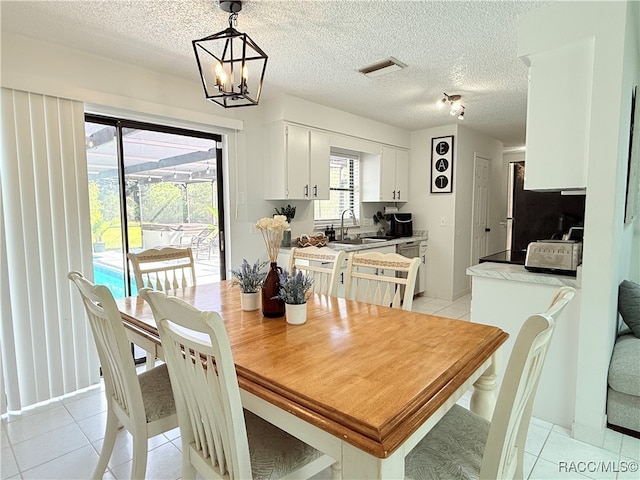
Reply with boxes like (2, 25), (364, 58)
(314, 152), (360, 230)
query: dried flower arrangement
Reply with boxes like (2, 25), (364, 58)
(255, 215), (290, 261)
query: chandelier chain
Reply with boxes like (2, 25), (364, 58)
(228, 12), (238, 28)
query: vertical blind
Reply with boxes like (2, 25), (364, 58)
(0, 88), (99, 413)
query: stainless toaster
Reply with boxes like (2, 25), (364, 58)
(525, 240), (583, 276)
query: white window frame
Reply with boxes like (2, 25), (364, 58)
(314, 151), (360, 230)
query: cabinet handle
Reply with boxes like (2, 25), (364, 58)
(392, 190), (396, 200)
(397, 190), (401, 199)
(304, 184), (309, 197)
(313, 185), (318, 197)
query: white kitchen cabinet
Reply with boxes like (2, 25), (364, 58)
(265, 122), (330, 200)
(362, 146), (409, 202)
(520, 39), (594, 191)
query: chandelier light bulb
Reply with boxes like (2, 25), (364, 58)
(458, 110), (465, 120)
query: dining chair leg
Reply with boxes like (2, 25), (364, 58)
(145, 352), (155, 371)
(92, 409), (118, 479)
(181, 449), (197, 480)
(130, 435), (148, 480)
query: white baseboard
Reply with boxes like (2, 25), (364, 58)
(572, 416), (607, 447)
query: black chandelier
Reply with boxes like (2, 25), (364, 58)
(192, 1), (268, 108)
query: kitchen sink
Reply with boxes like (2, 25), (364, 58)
(331, 238), (388, 245)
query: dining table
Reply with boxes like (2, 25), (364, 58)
(116, 281), (508, 479)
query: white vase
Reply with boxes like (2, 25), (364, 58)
(241, 292), (260, 311)
(285, 302), (307, 325)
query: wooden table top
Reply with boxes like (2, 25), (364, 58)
(117, 282), (508, 458)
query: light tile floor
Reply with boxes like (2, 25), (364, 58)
(2, 294), (639, 479)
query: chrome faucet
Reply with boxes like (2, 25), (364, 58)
(339, 209), (359, 241)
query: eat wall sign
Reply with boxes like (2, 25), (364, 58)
(431, 135), (454, 193)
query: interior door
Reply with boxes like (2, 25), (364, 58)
(471, 155), (491, 265)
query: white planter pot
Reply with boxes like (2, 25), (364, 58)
(285, 302), (307, 325)
(240, 292), (260, 311)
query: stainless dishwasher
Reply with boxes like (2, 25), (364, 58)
(397, 241), (420, 297)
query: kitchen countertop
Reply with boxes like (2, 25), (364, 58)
(329, 235), (428, 252)
(479, 250), (526, 265)
(281, 233), (428, 253)
(466, 262), (581, 288)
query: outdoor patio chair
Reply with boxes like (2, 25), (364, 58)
(181, 226), (217, 260)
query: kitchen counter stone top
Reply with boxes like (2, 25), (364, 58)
(280, 233), (428, 254)
(466, 262), (581, 289)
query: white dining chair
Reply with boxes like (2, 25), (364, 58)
(404, 286), (576, 480)
(139, 288), (336, 480)
(67, 271), (178, 480)
(128, 246), (196, 292)
(288, 246), (346, 296)
(344, 250), (421, 310)
(128, 246), (197, 369)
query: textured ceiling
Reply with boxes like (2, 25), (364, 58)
(1, 0), (554, 147)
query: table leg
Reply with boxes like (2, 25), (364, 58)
(470, 352), (499, 420)
(340, 443), (404, 479)
(331, 461), (342, 480)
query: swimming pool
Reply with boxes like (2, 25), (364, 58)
(92, 263), (137, 298)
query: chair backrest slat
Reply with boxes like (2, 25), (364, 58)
(128, 247), (196, 293)
(344, 251), (420, 311)
(288, 246), (346, 297)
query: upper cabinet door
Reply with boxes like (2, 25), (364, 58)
(264, 122), (330, 200)
(380, 146), (397, 201)
(310, 130), (330, 200)
(286, 124), (311, 200)
(394, 149), (409, 201)
(361, 147), (410, 202)
(522, 39), (594, 191)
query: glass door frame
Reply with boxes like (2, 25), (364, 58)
(85, 113), (226, 295)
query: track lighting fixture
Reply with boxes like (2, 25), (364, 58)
(438, 93), (466, 120)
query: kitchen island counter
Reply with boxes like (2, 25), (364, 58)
(467, 261), (581, 289)
(466, 261), (582, 429)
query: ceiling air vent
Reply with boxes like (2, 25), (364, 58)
(358, 57), (407, 78)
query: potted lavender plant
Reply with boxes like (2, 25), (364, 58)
(230, 259), (268, 311)
(275, 267), (314, 324)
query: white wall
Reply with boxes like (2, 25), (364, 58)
(519, 0), (640, 445)
(407, 125), (504, 300)
(452, 125), (504, 298)
(407, 125), (457, 300)
(0, 31), (413, 274)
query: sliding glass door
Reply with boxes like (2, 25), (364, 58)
(85, 115), (225, 297)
